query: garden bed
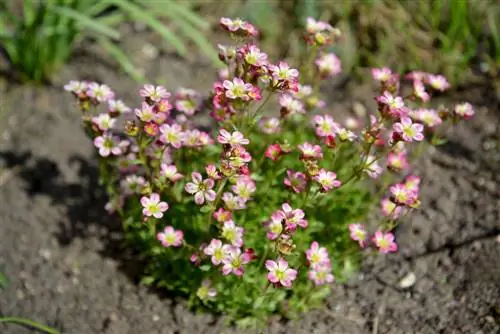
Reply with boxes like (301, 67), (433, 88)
(0, 27), (499, 333)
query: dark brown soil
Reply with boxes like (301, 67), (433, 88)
(0, 27), (499, 334)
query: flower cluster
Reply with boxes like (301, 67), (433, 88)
(66, 16), (473, 326)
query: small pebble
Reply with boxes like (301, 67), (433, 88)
(39, 248), (52, 260)
(399, 272), (416, 289)
(152, 314), (160, 322)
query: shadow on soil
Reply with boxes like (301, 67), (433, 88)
(0, 150), (180, 301)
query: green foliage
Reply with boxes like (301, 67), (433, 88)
(0, 0), (218, 83)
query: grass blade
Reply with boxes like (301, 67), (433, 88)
(144, 0), (209, 30)
(52, 6), (121, 40)
(107, 0), (187, 56)
(97, 37), (145, 82)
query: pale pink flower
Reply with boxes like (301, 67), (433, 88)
(292, 84), (313, 99)
(380, 198), (403, 219)
(362, 154), (383, 179)
(220, 17), (258, 37)
(217, 129), (249, 146)
(94, 134), (122, 157)
(135, 102), (156, 123)
(454, 102), (474, 119)
(92, 113), (116, 131)
(297, 142), (323, 159)
(232, 176), (256, 200)
(259, 117), (281, 134)
(269, 61), (299, 92)
(410, 108), (442, 128)
(121, 175), (145, 195)
(139, 84), (170, 102)
(108, 99), (131, 115)
(243, 45), (268, 67)
(265, 144), (282, 161)
(279, 94), (305, 114)
(377, 91), (407, 117)
(264, 211), (284, 240)
(404, 175), (421, 193)
(278, 203), (308, 231)
(222, 192), (246, 211)
(373, 231), (398, 254)
(265, 259), (297, 288)
(426, 74), (450, 91)
(87, 83), (114, 103)
(393, 117), (424, 142)
(306, 241), (330, 267)
(160, 164), (183, 182)
(223, 78), (253, 100)
(284, 170), (307, 193)
(348, 223), (368, 248)
(185, 172), (216, 205)
(413, 80), (430, 102)
(213, 207), (232, 223)
(405, 71), (429, 81)
(390, 183), (418, 206)
(305, 17), (340, 46)
(141, 193), (169, 218)
(159, 123), (185, 148)
(206, 164), (221, 180)
(64, 80), (88, 96)
(157, 226), (183, 247)
(204, 239), (230, 265)
(222, 220), (244, 247)
(313, 169), (341, 192)
(315, 53), (342, 77)
(387, 151), (409, 172)
(336, 127), (358, 142)
(308, 263), (334, 286)
(313, 114), (340, 137)
(196, 280), (217, 300)
(371, 67), (392, 82)
(221, 246), (252, 276)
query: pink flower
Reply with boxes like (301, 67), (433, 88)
(393, 117), (424, 142)
(426, 74), (450, 92)
(362, 154), (383, 179)
(306, 241), (330, 267)
(315, 53), (342, 77)
(92, 114), (116, 131)
(64, 80), (88, 97)
(94, 134), (122, 157)
(205, 164), (221, 180)
(242, 44), (268, 67)
(377, 91), (407, 118)
(349, 223), (368, 248)
(279, 94), (305, 115)
(217, 129), (249, 146)
(159, 123), (185, 148)
(313, 169), (341, 192)
(222, 220), (244, 247)
(336, 127), (358, 142)
(373, 231), (398, 254)
(222, 192), (246, 211)
(371, 67), (392, 82)
(259, 117), (281, 134)
(220, 17), (258, 37)
(305, 17), (340, 46)
(264, 212), (284, 240)
(223, 78), (253, 100)
(139, 84), (170, 102)
(232, 176), (256, 200)
(265, 259), (297, 288)
(196, 280), (217, 300)
(185, 172), (216, 205)
(297, 142), (323, 160)
(221, 246), (252, 276)
(157, 226), (183, 247)
(413, 80), (430, 102)
(204, 239), (230, 265)
(284, 170), (307, 193)
(213, 207), (232, 223)
(160, 164), (183, 182)
(269, 61), (299, 92)
(141, 193), (169, 218)
(108, 99), (131, 115)
(313, 115), (340, 137)
(454, 102), (474, 119)
(387, 151), (409, 172)
(410, 108), (442, 128)
(380, 198), (403, 219)
(390, 183), (418, 206)
(404, 175), (421, 193)
(278, 203), (308, 231)
(265, 144), (282, 161)
(135, 102), (156, 123)
(308, 263), (334, 286)
(87, 83), (115, 103)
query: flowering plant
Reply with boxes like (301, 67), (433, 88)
(65, 17), (473, 327)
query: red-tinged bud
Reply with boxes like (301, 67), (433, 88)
(144, 122), (159, 137)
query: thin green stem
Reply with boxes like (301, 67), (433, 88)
(0, 317), (60, 334)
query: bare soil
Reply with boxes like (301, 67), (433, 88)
(0, 28), (499, 334)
